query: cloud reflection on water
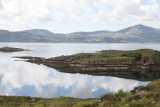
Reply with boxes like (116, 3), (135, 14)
(0, 43), (152, 98)
(0, 56), (145, 98)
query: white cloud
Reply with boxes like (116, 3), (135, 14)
(140, 2), (160, 21)
(0, 0), (159, 32)
(92, 0), (160, 26)
(101, 77), (139, 92)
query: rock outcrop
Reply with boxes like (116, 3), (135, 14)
(0, 47), (28, 52)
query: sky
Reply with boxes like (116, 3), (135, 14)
(0, 0), (160, 33)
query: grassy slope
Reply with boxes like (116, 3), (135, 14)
(1, 79), (160, 107)
(68, 49), (160, 64)
(100, 79), (160, 107)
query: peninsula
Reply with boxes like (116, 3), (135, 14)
(16, 49), (160, 75)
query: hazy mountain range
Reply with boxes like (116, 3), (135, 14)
(0, 24), (160, 43)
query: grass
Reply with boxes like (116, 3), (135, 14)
(134, 49), (159, 55)
(99, 79), (160, 107)
(69, 49), (160, 64)
(0, 96), (100, 107)
(72, 51), (139, 63)
(146, 79), (160, 91)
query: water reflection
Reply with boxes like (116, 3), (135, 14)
(0, 56), (146, 98)
(0, 61), (144, 98)
(28, 59), (160, 81)
(1, 43), (158, 98)
(62, 71), (160, 81)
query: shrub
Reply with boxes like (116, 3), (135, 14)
(115, 89), (128, 99)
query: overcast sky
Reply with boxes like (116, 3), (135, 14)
(0, 0), (160, 33)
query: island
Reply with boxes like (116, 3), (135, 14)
(0, 47), (28, 52)
(16, 49), (160, 74)
(1, 79), (160, 107)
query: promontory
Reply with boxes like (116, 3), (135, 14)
(16, 49), (160, 74)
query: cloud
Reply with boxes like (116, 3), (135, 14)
(101, 77), (139, 92)
(0, 0), (159, 32)
(139, 1), (160, 21)
(92, 0), (160, 23)
(0, 0), (3, 9)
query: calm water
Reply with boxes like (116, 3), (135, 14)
(1, 43), (160, 98)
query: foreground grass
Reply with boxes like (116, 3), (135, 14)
(100, 79), (160, 107)
(0, 96), (100, 107)
(1, 79), (160, 107)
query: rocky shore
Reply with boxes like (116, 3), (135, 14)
(0, 47), (28, 52)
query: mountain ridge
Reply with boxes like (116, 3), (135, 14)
(117, 24), (159, 34)
(0, 24), (160, 42)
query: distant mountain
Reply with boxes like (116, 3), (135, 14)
(0, 24), (160, 42)
(65, 31), (114, 42)
(23, 29), (56, 36)
(67, 30), (112, 36)
(117, 24), (157, 33)
(0, 29), (65, 42)
(0, 30), (9, 32)
(114, 24), (160, 42)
